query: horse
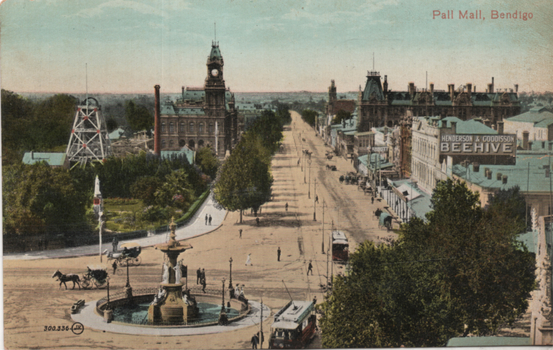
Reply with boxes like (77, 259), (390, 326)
(52, 270), (81, 290)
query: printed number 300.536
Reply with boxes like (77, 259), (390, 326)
(44, 325), (70, 331)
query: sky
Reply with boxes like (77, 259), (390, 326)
(1, 0), (552, 94)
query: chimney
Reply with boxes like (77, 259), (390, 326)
(484, 119), (491, 127)
(472, 162), (480, 173)
(514, 84), (519, 94)
(491, 77), (494, 93)
(523, 131), (529, 150)
(154, 85), (161, 156)
(450, 121), (457, 134)
(466, 83), (472, 97)
(383, 75), (388, 94)
(448, 84), (455, 101)
(429, 82), (434, 95)
(408, 82), (415, 95)
(487, 83), (493, 93)
(496, 172), (502, 181)
(487, 169), (492, 179)
(473, 85), (476, 92)
(182, 86), (185, 100)
(497, 121), (504, 134)
(502, 175), (508, 184)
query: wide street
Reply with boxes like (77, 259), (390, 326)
(3, 111), (394, 349)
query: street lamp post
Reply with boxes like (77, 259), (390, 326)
(218, 278), (229, 325)
(313, 178), (317, 221)
(228, 257), (233, 289)
(321, 199), (325, 253)
(308, 158), (311, 198)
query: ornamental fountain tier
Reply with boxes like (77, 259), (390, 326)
(148, 218), (199, 324)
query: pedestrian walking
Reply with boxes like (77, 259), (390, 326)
(201, 277), (206, 293)
(245, 253), (252, 266)
(205, 214), (208, 225)
(257, 331), (265, 347)
(315, 195), (319, 203)
(277, 247), (281, 261)
(251, 334), (259, 349)
(297, 158), (300, 166)
(112, 261), (118, 275)
(208, 214), (212, 225)
(371, 196), (374, 204)
(196, 268), (201, 284)
(285, 202), (288, 212)
(256, 217), (260, 226)
(112, 236), (119, 252)
(201, 268), (206, 282)
(307, 260), (313, 275)
(239, 229), (243, 238)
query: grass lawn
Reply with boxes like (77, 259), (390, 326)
(103, 198), (144, 212)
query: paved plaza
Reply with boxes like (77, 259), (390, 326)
(3, 111), (394, 349)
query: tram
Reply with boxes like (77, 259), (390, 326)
(269, 300), (316, 349)
(331, 230), (349, 262)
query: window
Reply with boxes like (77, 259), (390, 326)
(180, 122), (185, 132)
(189, 122), (194, 133)
(169, 122), (174, 133)
(161, 139), (166, 148)
(209, 123), (214, 134)
(199, 123), (204, 134)
(169, 140), (174, 147)
(161, 122), (166, 133)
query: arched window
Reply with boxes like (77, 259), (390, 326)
(198, 139), (204, 147)
(161, 122), (166, 133)
(169, 140), (174, 147)
(179, 139), (185, 147)
(169, 122), (175, 133)
(179, 122), (185, 132)
(188, 139), (195, 149)
(199, 123), (204, 134)
(189, 122), (194, 133)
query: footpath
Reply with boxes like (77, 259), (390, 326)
(3, 193), (227, 261)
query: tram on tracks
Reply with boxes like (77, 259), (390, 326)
(269, 300), (316, 349)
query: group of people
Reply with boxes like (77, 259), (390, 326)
(196, 267), (207, 293)
(250, 331), (264, 349)
(205, 214), (213, 225)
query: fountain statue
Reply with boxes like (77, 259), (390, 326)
(148, 218), (199, 324)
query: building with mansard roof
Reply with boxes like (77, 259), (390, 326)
(157, 42), (239, 156)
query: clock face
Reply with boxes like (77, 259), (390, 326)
(211, 69), (219, 77)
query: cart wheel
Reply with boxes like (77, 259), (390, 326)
(116, 267), (125, 275)
(133, 256), (142, 266)
(81, 278), (91, 290)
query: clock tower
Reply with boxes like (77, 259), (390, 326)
(205, 41), (226, 110)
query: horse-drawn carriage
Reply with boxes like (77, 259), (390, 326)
(104, 242), (142, 267)
(82, 267), (109, 289)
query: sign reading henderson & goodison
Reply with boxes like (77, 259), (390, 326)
(440, 134), (517, 156)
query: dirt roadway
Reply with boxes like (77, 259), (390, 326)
(3, 111), (393, 349)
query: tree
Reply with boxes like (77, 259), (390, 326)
(213, 132), (273, 223)
(130, 176), (162, 206)
(154, 170), (196, 211)
(248, 110), (283, 155)
(1, 90), (34, 165)
(301, 109), (318, 127)
(106, 117), (118, 132)
(30, 94), (78, 150)
(319, 179), (536, 347)
(125, 100), (153, 131)
(3, 163), (90, 238)
(195, 146), (220, 179)
(332, 109), (352, 125)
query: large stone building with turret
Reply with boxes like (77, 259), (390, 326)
(157, 42), (239, 156)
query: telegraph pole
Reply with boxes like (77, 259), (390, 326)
(313, 178), (317, 221)
(321, 199), (325, 253)
(259, 297), (264, 349)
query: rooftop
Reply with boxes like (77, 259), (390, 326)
(22, 152), (66, 167)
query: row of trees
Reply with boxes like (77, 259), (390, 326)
(214, 109), (285, 222)
(3, 150), (220, 238)
(2, 90), (78, 166)
(301, 109), (318, 127)
(319, 180), (536, 347)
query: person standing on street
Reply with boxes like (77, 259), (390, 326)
(277, 247), (281, 261)
(307, 261), (313, 275)
(208, 214), (212, 225)
(196, 268), (201, 284)
(239, 229), (243, 238)
(285, 202), (288, 212)
(251, 334), (259, 349)
(246, 253), (252, 266)
(201, 276), (207, 293)
(371, 196), (375, 204)
(112, 261), (118, 275)
(205, 214), (208, 225)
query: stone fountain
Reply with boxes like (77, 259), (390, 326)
(148, 218), (199, 324)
